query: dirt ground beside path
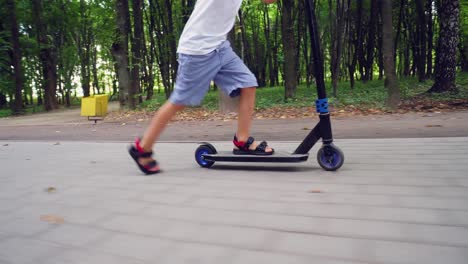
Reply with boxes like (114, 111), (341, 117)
(0, 102), (121, 126)
(0, 104), (467, 141)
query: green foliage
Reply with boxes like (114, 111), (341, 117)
(0, 28), (12, 94)
(461, 0), (468, 58)
(461, 1), (468, 34)
(0, 109), (12, 118)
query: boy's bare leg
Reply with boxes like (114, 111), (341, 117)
(138, 101), (185, 164)
(236, 87), (273, 152)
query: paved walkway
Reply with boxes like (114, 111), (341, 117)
(1, 138), (468, 263)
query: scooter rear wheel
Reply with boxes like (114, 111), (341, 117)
(195, 144), (216, 168)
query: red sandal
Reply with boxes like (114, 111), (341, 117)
(233, 135), (274, 155)
(128, 137), (161, 175)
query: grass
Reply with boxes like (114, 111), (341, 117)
(0, 104), (46, 117)
(0, 109), (12, 118)
(0, 98), (81, 118)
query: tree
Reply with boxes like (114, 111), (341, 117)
(6, 0), (23, 113)
(425, 0), (434, 77)
(281, 0), (297, 99)
(362, 0), (378, 82)
(458, 0), (467, 72)
(112, 0), (131, 107)
(415, 0), (427, 82)
(0, 0), (464, 114)
(428, 0), (460, 93)
(31, 0), (58, 111)
(130, 0), (144, 109)
(381, 0), (400, 109)
(346, 0), (364, 89)
(78, 0), (91, 97)
(329, 0), (348, 96)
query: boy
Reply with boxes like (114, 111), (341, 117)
(129, 0), (277, 174)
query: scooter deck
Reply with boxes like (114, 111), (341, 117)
(202, 151), (309, 163)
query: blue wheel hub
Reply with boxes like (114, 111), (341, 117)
(196, 149), (209, 166)
(320, 148), (341, 168)
(317, 144), (344, 171)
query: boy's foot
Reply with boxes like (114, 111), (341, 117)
(233, 135), (274, 155)
(128, 138), (161, 175)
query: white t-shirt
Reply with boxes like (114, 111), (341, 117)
(177, 0), (243, 55)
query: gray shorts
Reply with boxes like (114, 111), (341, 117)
(169, 41), (258, 106)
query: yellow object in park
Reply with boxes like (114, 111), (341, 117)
(80, 94), (108, 118)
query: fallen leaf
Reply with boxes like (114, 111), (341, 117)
(104, 97), (468, 123)
(425, 124), (443, 127)
(45, 187), (57, 193)
(40, 215), (64, 224)
(309, 189), (323, 193)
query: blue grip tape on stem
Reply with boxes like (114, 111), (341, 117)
(315, 98), (329, 113)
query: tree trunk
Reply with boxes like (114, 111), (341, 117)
(91, 44), (100, 94)
(112, 0), (131, 107)
(461, 38), (468, 72)
(272, 7), (280, 86)
(165, 0), (178, 88)
(302, 22), (312, 87)
(363, 0), (378, 82)
(428, 0), (460, 93)
(64, 70), (73, 107)
(415, 0), (427, 82)
(281, 0), (297, 99)
(378, 9), (384, 80)
(330, 0), (348, 96)
(295, 3), (303, 85)
(6, 0), (23, 113)
(426, 0), (434, 77)
(151, 0), (175, 98)
(144, 2), (155, 100)
(348, 0), (364, 89)
(263, 6), (275, 87)
(130, 0), (143, 109)
(403, 10), (411, 76)
(249, 10), (265, 87)
(356, 0), (366, 80)
(31, 0), (58, 111)
(394, 0), (406, 64)
(381, 0), (400, 109)
(78, 0), (91, 97)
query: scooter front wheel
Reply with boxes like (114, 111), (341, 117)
(317, 144), (344, 171)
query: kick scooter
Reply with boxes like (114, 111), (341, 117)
(194, 0), (344, 171)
